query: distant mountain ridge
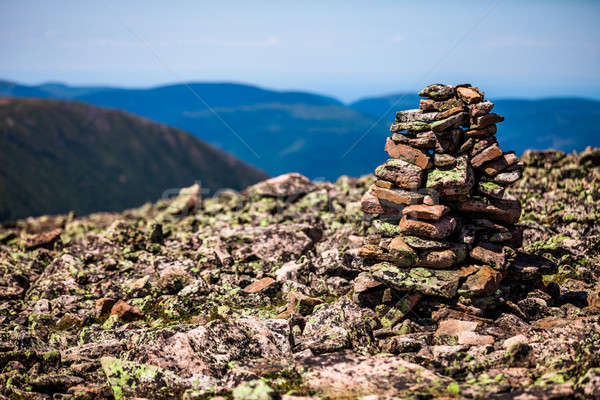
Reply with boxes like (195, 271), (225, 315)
(2, 79), (599, 180)
(0, 97), (268, 221)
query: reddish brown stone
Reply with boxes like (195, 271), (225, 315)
(457, 87), (483, 104)
(242, 277), (277, 294)
(457, 331), (495, 345)
(482, 152), (519, 176)
(470, 136), (498, 156)
(385, 138), (431, 169)
(459, 265), (504, 296)
(358, 242), (416, 267)
(457, 197), (521, 225)
(110, 300), (144, 321)
(437, 106), (464, 120)
(388, 236), (414, 253)
(419, 97), (465, 112)
(391, 131), (437, 149)
(416, 244), (467, 268)
(371, 185), (424, 207)
(287, 291), (323, 316)
(402, 204), (449, 220)
(471, 144), (503, 168)
(25, 228), (63, 250)
(434, 128), (462, 153)
(419, 83), (455, 100)
(398, 215), (457, 239)
(465, 124), (497, 138)
(374, 159), (424, 189)
(436, 319), (478, 336)
(469, 101), (494, 117)
(433, 153), (456, 167)
(471, 113), (504, 129)
(430, 112), (467, 132)
(95, 297), (117, 317)
(470, 243), (516, 270)
(423, 195), (435, 206)
(374, 179), (393, 189)
(360, 187), (402, 215)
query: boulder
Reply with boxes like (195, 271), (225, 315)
(385, 138), (432, 169)
(398, 215), (457, 239)
(374, 159), (424, 189)
(245, 173), (315, 199)
(370, 263), (461, 298)
(426, 156), (474, 199)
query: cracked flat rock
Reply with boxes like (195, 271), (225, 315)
(245, 172), (315, 198)
(370, 263), (461, 298)
(301, 351), (454, 398)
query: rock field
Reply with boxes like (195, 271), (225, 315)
(1, 138), (599, 396)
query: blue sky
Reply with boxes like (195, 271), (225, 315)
(1, 0), (599, 102)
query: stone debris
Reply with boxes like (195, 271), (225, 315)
(0, 103), (598, 398)
(360, 83), (553, 317)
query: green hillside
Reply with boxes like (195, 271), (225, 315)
(0, 97), (268, 221)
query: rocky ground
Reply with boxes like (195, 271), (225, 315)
(1, 148), (599, 400)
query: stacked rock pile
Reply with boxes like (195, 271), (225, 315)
(358, 83), (551, 318)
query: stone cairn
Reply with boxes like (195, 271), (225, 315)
(357, 83), (551, 320)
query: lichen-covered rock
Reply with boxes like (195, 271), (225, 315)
(302, 352), (454, 398)
(126, 320), (287, 378)
(426, 156), (474, 198)
(398, 215), (457, 239)
(0, 119), (597, 399)
(232, 379), (277, 400)
(430, 112), (467, 132)
(419, 83), (456, 100)
(100, 357), (212, 399)
(374, 158), (424, 189)
(245, 172), (315, 199)
(395, 108), (439, 123)
(370, 263), (461, 298)
(358, 240), (416, 267)
(302, 297), (375, 354)
(220, 224), (320, 262)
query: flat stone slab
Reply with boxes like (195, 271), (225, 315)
(301, 351), (454, 398)
(457, 196), (521, 225)
(385, 138), (432, 169)
(398, 215), (457, 239)
(374, 159), (424, 189)
(245, 172), (315, 198)
(418, 83), (456, 100)
(426, 156), (474, 198)
(395, 108), (439, 123)
(370, 263), (461, 298)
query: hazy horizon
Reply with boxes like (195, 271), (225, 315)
(2, 0), (599, 102)
(4, 77), (600, 105)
